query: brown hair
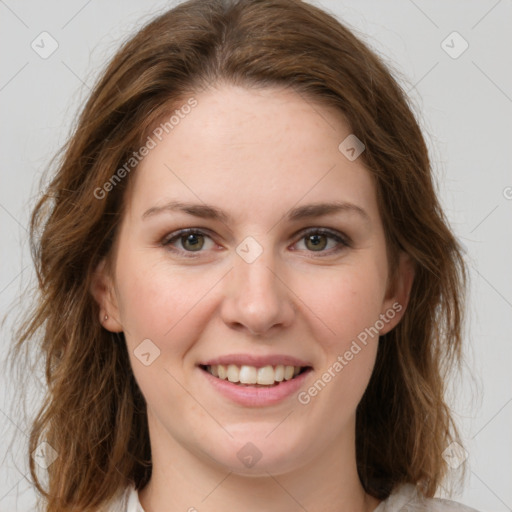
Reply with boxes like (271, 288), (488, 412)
(8, 0), (467, 510)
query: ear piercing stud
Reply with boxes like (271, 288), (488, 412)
(104, 314), (108, 321)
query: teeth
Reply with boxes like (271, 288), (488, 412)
(257, 365), (275, 385)
(239, 365), (257, 384)
(227, 364), (239, 383)
(204, 364), (305, 385)
(217, 364), (227, 380)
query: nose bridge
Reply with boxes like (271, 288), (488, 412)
(238, 247), (278, 298)
(221, 235), (294, 335)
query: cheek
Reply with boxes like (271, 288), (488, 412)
(114, 252), (214, 351)
(297, 261), (387, 348)
(293, 260), (386, 400)
(115, 257), (216, 406)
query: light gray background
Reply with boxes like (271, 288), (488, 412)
(1, 1), (511, 511)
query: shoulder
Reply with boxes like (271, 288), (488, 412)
(375, 483), (481, 512)
(100, 483), (143, 512)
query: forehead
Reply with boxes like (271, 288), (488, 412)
(123, 83), (379, 226)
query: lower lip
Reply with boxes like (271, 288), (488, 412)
(199, 366), (312, 407)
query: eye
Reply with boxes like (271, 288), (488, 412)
(161, 227), (350, 258)
(162, 229), (216, 257)
(292, 228), (350, 256)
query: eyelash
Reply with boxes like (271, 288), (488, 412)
(161, 227), (351, 258)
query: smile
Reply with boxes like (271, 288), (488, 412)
(197, 362), (313, 407)
(200, 363), (311, 387)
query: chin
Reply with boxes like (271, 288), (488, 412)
(201, 435), (309, 477)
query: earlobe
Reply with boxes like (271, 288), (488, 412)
(379, 252), (415, 335)
(90, 258), (123, 333)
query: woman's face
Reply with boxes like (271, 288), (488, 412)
(95, 83), (412, 476)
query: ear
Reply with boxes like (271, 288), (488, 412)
(379, 251), (415, 336)
(90, 258), (123, 332)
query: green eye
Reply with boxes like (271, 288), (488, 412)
(296, 228), (350, 255)
(162, 227), (350, 258)
(162, 229), (213, 256)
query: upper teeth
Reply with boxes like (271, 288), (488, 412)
(205, 364), (303, 385)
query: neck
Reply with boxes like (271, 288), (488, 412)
(138, 414), (381, 512)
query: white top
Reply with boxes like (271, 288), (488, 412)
(106, 482), (481, 512)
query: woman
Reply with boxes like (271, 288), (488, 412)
(11, 0), (477, 511)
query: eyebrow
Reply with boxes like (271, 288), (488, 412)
(141, 200), (370, 224)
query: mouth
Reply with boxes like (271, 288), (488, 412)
(199, 363), (312, 387)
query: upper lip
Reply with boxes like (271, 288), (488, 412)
(199, 354), (313, 368)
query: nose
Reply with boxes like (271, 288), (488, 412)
(220, 245), (296, 337)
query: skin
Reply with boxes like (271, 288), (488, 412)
(92, 83), (414, 512)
